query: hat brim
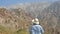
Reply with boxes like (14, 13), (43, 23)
(32, 22), (39, 25)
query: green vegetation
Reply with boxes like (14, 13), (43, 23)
(16, 29), (29, 34)
(0, 25), (29, 34)
(0, 25), (14, 34)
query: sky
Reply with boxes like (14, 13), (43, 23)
(0, 0), (58, 6)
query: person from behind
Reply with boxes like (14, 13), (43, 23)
(29, 18), (44, 34)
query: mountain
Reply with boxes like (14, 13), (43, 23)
(0, 8), (32, 32)
(0, 1), (60, 34)
(0, 2), (51, 34)
(7, 2), (51, 18)
(38, 1), (60, 34)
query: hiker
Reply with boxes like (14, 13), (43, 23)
(29, 18), (44, 34)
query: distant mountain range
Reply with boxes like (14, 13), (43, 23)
(7, 2), (51, 18)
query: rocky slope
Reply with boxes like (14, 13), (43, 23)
(37, 1), (60, 34)
(0, 8), (32, 31)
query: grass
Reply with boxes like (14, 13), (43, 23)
(16, 29), (29, 34)
(0, 25), (15, 34)
(0, 25), (29, 34)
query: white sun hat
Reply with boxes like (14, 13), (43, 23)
(32, 18), (39, 25)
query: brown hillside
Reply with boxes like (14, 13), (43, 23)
(0, 8), (32, 31)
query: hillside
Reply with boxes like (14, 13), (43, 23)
(38, 1), (60, 34)
(0, 8), (32, 34)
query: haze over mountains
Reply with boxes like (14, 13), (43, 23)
(7, 2), (51, 17)
(0, 1), (60, 34)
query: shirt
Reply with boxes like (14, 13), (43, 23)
(30, 25), (44, 34)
